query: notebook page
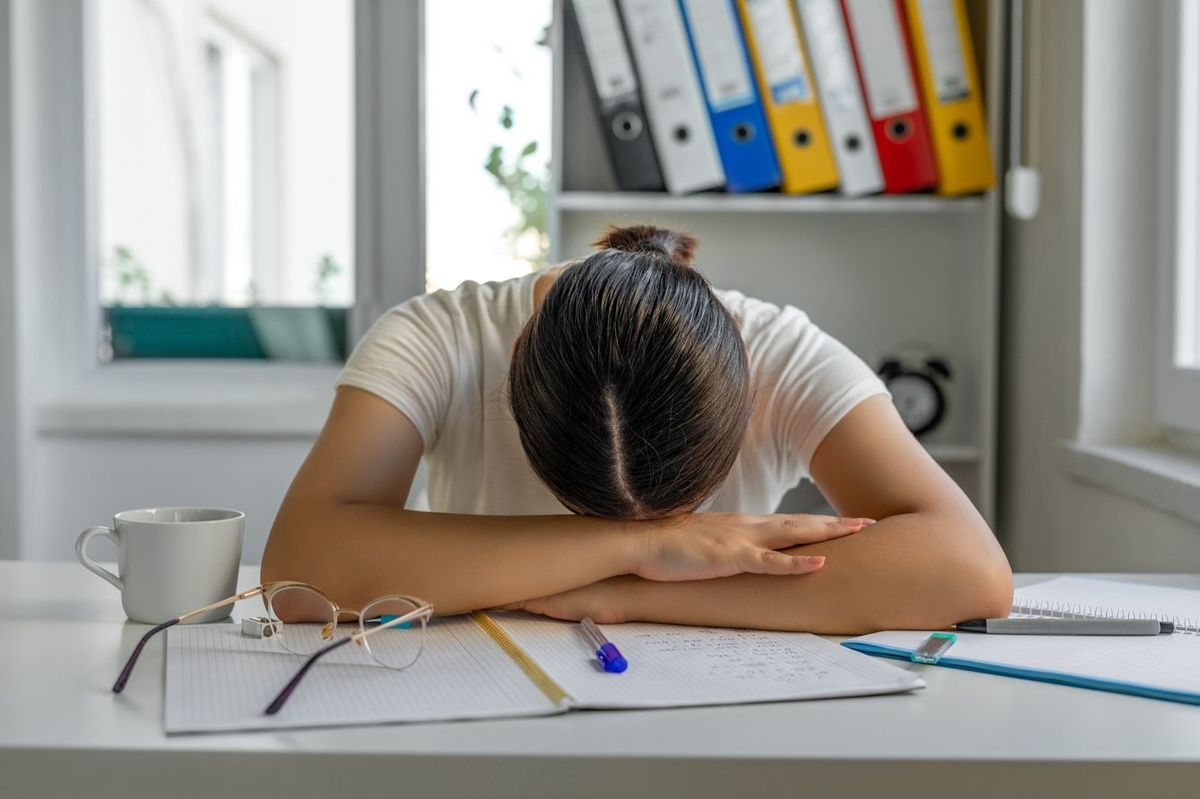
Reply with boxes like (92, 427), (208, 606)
(165, 615), (562, 733)
(490, 613), (924, 709)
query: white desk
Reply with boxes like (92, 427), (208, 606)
(2, 562), (1198, 798)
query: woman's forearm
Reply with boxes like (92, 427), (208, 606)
(263, 502), (640, 614)
(262, 502), (864, 616)
(619, 512), (1013, 634)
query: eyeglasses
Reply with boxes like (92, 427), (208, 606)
(111, 581), (434, 715)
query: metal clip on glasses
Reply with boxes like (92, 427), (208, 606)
(241, 616), (281, 638)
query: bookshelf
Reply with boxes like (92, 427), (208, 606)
(547, 0), (1006, 525)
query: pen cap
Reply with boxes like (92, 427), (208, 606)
(597, 642), (628, 673)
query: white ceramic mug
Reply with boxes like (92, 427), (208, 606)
(75, 507), (244, 624)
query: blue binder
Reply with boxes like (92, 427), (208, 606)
(677, 0), (780, 192)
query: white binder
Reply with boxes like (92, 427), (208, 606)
(617, 0), (725, 194)
(793, 0), (883, 196)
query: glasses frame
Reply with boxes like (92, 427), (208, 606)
(111, 580), (434, 716)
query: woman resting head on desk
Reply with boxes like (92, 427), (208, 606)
(262, 225), (1012, 634)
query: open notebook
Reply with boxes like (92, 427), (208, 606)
(845, 577), (1200, 705)
(165, 612), (923, 733)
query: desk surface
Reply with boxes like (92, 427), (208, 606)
(2, 562), (1199, 798)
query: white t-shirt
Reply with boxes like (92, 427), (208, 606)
(336, 271), (887, 515)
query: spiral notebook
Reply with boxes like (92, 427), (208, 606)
(164, 611), (923, 733)
(844, 577), (1200, 705)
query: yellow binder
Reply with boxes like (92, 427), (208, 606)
(903, 0), (995, 195)
(736, 0), (839, 194)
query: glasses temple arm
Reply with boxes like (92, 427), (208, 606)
(112, 585), (267, 694)
(179, 585), (266, 623)
(111, 618), (179, 693)
(264, 636), (354, 716)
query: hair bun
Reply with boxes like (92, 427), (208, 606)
(592, 224), (698, 268)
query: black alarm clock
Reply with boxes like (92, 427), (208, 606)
(878, 350), (951, 438)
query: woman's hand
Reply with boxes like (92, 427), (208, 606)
(502, 576), (637, 624)
(495, 514), (870, 623)
(633, 513), (873, 582)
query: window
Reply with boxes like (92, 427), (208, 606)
(423, 0), (552, 292)
(1159, 0), (1200, 435)
(203, 22), (281, 307)
(95, 0), (353, 361)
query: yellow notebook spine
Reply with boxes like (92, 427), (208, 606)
(904, 0), (994, 195)
(471, 612), (572, 706)
(737, 0), (839, 194)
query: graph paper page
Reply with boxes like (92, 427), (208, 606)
(490, 612), (924, 709)
(164, 615), (560, 733)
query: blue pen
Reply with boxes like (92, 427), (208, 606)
(581, 617), (627, 673)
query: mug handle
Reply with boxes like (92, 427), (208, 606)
(75, 526), (124, 591)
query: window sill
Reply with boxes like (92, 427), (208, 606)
(37, 396), (329, 439)
(1058, 441), (1200, 527)
(36, 361), (341, 438)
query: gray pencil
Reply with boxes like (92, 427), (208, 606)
(955, 618), (1173, 635)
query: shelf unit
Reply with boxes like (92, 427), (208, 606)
(556, 191), (984, 214)
(547, 0), (1006, 524)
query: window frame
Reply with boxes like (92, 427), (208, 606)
(17, 0), (423, 433)
(1158, 0), (1200, 437)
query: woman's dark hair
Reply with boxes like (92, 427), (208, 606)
(509, 225), (752, 519)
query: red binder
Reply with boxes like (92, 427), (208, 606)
(840, 0), (937, 193)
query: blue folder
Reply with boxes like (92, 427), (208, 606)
(842, 639), (1200, 707)
(677, 0), (780, 192)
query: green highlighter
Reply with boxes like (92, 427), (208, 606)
(911, 632), (957, 665)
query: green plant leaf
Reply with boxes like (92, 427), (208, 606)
(520, 140), (538, 157)
(484, 145), (504, 177)
(467, 89), (479, 109)
(499, 105), (514, 129)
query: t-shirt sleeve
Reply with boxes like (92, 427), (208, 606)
(335, 292), (457, 450)
(755, 306), (890, 478)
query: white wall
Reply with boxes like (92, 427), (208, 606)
(26, 435), (312, 563)
(999, 0), (1200, 571)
